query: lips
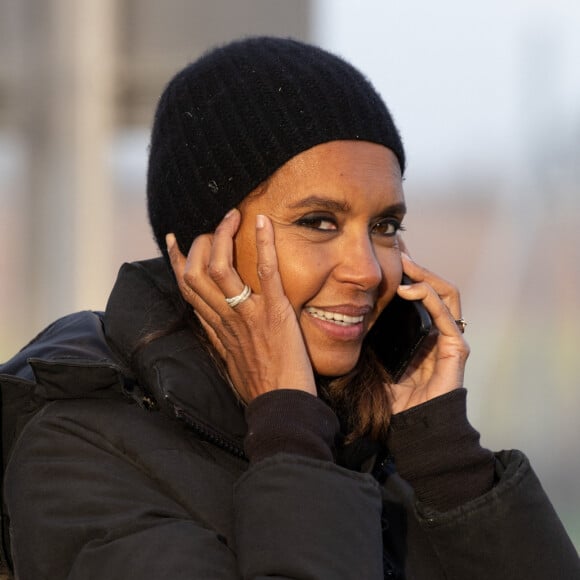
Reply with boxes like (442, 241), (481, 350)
(305, 306), (365, 326)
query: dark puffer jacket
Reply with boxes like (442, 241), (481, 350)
(1, 259), (578, 579)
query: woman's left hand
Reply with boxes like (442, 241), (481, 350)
(389, 251), (470, 415)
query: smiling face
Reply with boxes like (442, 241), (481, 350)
(234, 140), (406, 377)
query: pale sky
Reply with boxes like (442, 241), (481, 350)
(313, 0), (580, 185)
(2, 2), (578, 199)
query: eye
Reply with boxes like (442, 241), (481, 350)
(295, 214), (338, 231)
(371, 218), (404, 237)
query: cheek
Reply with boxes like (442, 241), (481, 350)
(377, 250), (403, 307)
(233, 223), (259, 289)
(276, 244), (328, 310)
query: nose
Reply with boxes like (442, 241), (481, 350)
(334, 234), (383, 291)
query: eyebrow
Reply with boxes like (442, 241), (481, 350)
(288, 195), (407, 216)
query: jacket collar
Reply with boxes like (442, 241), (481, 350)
(0, 310), (125, 398)
(104, 258), (247, 455)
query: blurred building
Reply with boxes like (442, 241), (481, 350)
(0, 0), (311, 342)
(1, 0), (311, 124)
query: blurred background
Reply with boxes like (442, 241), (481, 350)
(0, 0), (578, 549)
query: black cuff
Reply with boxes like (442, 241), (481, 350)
(244, 389), (340, 464)
(387, 388), (495, 511)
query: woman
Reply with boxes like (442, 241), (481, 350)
(1, 37), (578, 579)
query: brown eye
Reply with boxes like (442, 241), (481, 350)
(371, 219), (402, 237)
(296, 215), (338, 231)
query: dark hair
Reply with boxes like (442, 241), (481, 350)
(321, 350), (392, 443)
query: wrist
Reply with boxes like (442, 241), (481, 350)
(244, 389), (340, 464)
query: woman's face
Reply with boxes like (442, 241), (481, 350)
(235, 140), (405, 377)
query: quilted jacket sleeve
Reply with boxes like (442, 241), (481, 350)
(234, 455), (383, 579)
(5, 401), (234, 579)
(4, 397), (384, 580)
(235, 389), (384, 579)
(382, 391), (580, 579)
(407, 449), (580, 579)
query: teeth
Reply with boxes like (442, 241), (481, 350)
(306, 307), (364, 326)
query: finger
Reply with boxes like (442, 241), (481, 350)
(166, 232), (192, 298)
(255, 214), (285, 303)
(167, 233), (228, 325)
(401, 253), (462, 320)
(170, 232), (209, 306)
(166, 237), (228, 359)
(397, 281), (465, 340)
(188, 234), (252, 316)
(207, 209), (247, 299)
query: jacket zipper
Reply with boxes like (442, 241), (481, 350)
(174, 406), (248, 460)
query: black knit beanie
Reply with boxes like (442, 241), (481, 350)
(147, 36), (405, 258)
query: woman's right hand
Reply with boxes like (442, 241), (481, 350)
(166, 209), (317, 403)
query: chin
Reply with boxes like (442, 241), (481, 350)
(310, 349), (361, 378)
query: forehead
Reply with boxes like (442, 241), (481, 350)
(249, 140), (404, 212)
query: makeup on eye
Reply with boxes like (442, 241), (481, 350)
(371, 218), (406, 237)
(295, 213), (338, 231)
(293, 213), (405, 236)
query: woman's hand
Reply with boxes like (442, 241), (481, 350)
(166, 209), (316, 403)
(389, 251), (470, 415)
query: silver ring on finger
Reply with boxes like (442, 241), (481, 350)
(225, 284), (252, 308)
(455, 318), (467, 333)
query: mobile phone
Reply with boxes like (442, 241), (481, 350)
(364, 275), (432, 382)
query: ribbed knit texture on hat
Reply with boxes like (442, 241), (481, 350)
(147, 36), (405, 258)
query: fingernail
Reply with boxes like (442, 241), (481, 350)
(401, 252), (413, 262)
(165, 233), (176, 252)
(256, 214), (265, 229)
(224, 208), (236, 219)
